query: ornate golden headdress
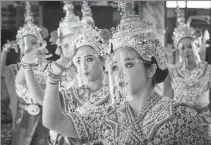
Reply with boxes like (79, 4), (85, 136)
(50, 1), (82, 45)
(172, 2), (196, 48)
(16, 1), (48, 44)
(70, 1), (109, 56)
(110, 2), (167, 70)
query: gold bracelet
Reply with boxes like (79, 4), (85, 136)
(21, 61), (35, 70)
(47, 64), (61, 84)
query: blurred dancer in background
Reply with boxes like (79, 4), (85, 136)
(163, 4), (211, 136)
(11, 1), (51, 145)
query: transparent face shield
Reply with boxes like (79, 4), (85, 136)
(108, 52), (136, 104)
(178, 40), (201, 65)
(23, 36), (47, 68)
(73, 54), (98, 88)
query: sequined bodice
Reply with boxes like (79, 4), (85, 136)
(16, 69), (47, 104)
(169, 62), (211, 107)
(60, 85), (110, 113)
(68, 94), (210, 144)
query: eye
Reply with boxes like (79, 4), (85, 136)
(112, 65), (118, 71)
(64, 44), (69, 49)
(125, 62), (134, 68)
(86, 57), (93, 62)
(182, 46), (185, 50)
(188, 45), (192, 49)
(31, 41), (38, 45)
(76, 59), (81, 64)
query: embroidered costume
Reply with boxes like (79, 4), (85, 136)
(64, 2), (211, 144)
(12, 2), (50, 145)
(169, 4), (211, 134)
(67, 94), (211, 145)
(48, 2), (111, 145)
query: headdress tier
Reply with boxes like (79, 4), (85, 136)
(50, 1), (82, 45)
(71, 1), (109, 56)
(172, 2), (196, 48)
(16, 1), (47, 43)
(110, 1), (167, 70)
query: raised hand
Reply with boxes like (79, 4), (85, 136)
(3, 40), (18, 53)
(22, 41), (52, 65)
(50, 46), (76, 76)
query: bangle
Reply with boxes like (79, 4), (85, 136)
(21, 61), (35, 70)
(47, 64), (61, 84)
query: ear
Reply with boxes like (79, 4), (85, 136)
(147, 64), (157, 78)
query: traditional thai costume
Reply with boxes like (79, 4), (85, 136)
(169, 4), (211, 135)
(11, 2), (50, 145)
(64, 2), (211, 144)
(49, 2), (111, 145)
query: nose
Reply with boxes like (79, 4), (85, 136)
(117, 66), (124, 79)
(80, 59), (88, 72)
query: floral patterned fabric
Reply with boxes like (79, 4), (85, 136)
(66, 94), (211, 145)
(168, 61), (211, 135)
(13, 61), (49, 145)
(168, 61), (211, 107)
(60, 84), (110, 114)
(48, 80), (110, 145)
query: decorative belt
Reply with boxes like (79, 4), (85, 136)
(18, 103), (41, 116)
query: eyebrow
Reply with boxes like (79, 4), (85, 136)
(75, 55), (95, 59)
(113, 57), (136, 63)
(123, 57), (134, 61)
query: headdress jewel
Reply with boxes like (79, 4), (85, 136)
(16, 1), (47, 43)
(71, 1), (109, 57)
(50, 1), (82, 45)
(172, 2), (196, 48)
(110, 2), (167, 70)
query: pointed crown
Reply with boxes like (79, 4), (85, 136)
(172, 2), (196, 48)
(16, 1), (45, 43)
(71, 1), (107, 56)
(58, 1), (82, 39)
(110, 2), (167, 70)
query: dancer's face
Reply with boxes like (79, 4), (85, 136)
(73, 45), (104, 82)
(178, 37), (198, 62)
(20, 34), (39, 54)
(111, 46), (155, 96)
(59, 34), (73, 57)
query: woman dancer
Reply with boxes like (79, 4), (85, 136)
(11, 2), (50, 145)
(163, 4), (211, 135)
(43, 2), (211, 144)
(23, 1), (110, 145)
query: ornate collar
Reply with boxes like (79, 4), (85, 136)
(176, 61), (207, 86)
(73, 84), (109, 106)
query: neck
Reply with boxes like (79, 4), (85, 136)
(86, 75), (104, 92)
(184, 58), (196, 70)
(129, 83), (154, 116)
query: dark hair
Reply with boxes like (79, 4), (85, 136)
(143, 56), (168, 85)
